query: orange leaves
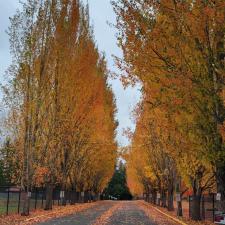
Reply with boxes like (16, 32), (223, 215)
(203, 6), (215, 18)
(51, 1), (117, 192)
(4, 0), (117, 195)
(33, 167), (49, 187)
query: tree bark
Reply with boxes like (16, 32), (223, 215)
(70, 189), (76, 205)
(152, 190), (157, 204)
(45, 183), (53, 210)
(190, 195), (201, 221)
(216, 164), (225, 211)
(177, 200), (183, 217)
(161, 190), (167, 208)
(21, 191), (30, 216)
(77, 192), (81, 203)
(146, 192), (149, 202)
(167, 186), (174, 211)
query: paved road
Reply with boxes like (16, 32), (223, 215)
(107, 201), (156, 225)
(37, 201), (176, 225)
(38, 201), (116, 225)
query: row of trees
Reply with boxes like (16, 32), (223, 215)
(113, 0), (225, 220)
(1, 0), (117, 215)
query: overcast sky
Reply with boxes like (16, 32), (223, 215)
(0, 0), (141, 146)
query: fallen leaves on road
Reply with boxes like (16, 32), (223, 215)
(139, 201), (215, 225)
(0, 202), (98, 225)
(138, 201), (178, 225)
(92, 201), (123, 225)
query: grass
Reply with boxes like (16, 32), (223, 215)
(0, 192), (63, 216)
(0, 193), (45, 215)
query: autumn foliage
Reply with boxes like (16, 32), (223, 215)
(2, 0), (117, 214)
(113, 0), (225, 220)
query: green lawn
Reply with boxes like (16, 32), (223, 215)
(0, 203), (18, 215)
(0, 193), (40, 215)
(0, 194), (59, 215)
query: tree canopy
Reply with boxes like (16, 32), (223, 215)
(113, 0), (225, 219)
(1, 0), (118, 215)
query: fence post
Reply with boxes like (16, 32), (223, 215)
(35, 188), (38, 209)
(52, 189), (54, 206)
(189, 196), (191, 218)
(201, 195), (205, 220)
(28, 191), (30, 215)
(18, 189), (21, 214)
(212, 193), (215, 222)
(58, 192), (60, 206)
(41, 188), (44, 208)
(6, 188), (10, 215)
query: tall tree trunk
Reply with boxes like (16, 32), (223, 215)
(176, 178), (183, 217)
(21, 191), (30, 216)
(190, 195), (201, 221)
(167, 185), (174, 211)
(146, 192), (149, 202)
(161, 190), (167, 208)
(76, 192), (81, 203)
(21, 66), (32, 216)
(152, 190), (157, 204)
(177, 200), (183, 217)
(70, 188), (76, 205)
(216, 164), (225, 211)
(45, 183), (53, 210)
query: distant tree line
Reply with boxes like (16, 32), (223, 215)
(103, 163), (132, 201)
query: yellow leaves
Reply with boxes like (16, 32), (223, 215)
(113, 0), (225, 195)
(144, 166), (156, 181)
